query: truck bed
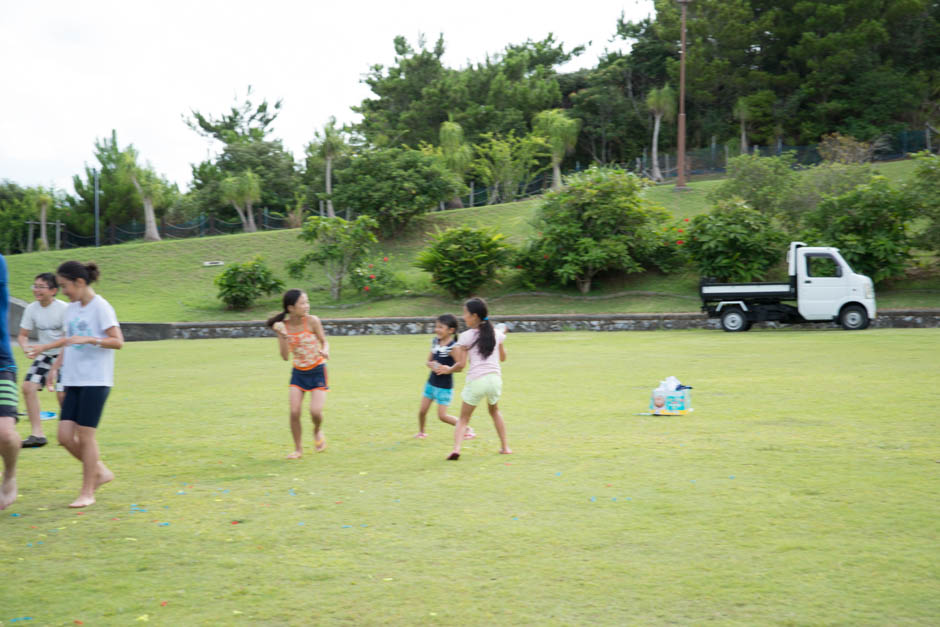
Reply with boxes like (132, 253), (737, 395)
(700, 280), (795, 302)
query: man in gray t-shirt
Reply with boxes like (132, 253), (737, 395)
(17, 273), (68, 448)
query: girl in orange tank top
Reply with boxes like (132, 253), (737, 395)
(267, 289), (330, 459)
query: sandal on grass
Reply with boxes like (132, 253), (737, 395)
(22, 435), (47, 448)
(447, 452), (460, 461)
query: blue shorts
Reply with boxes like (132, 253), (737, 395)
(423, 382), (453, 406)
(60, 386), (111, 428)
(290, 364), (328, 392)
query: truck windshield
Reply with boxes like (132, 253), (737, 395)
(806, 254), (842, 278)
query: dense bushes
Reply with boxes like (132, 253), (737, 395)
(517, 167), (669, 294)
(415, 226), (511, 298)
(214, 256), (284, 310)
(685, 200), (787, 282)
(802, 177), (914, 283)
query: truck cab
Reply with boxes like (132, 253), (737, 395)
(701, 242), (876, 331)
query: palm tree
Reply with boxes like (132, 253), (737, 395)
(733, 97), (751, 154)
(646, 85), (676, 182)
(221, 170), (261, 232)
(37, 189), (51, 251)
(439, 120), (473, 207)
(533, 109), (581, 191)
(314, 117), (347, 218)
(121, 150), (163, 242)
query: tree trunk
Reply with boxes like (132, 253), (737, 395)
(325, 156), (336, 218)
(551, 158), (562, 191)
(576, 276), (592, 294)
(230, 202), (249, 230)
(129, 175), (162, 241)
(650, 114), (663, 182)
(740, 120), (748, 154)
(38, 199), (49, 251)
(245, 202), (258, 232)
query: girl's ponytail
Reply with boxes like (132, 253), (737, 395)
(266, 288), (304, 328)
(465, 297), (496, 358)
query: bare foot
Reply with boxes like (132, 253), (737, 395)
(499, 448), (513, 454)
(69, 495), (95, 508)
(463, 429), (476, 440)
(286, 450), (302, 459)
(0, 476), (17, 511)
(315, 432), (327, 452)
(96, 463), (115, 490)
(414, 432), (428, 439)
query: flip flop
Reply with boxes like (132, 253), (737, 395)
(446, 452), (460, 461)
(315, 434), (327, 452)
(463, 430), (476, 440)
(22, 435), (48, 448)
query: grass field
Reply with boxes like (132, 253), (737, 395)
(2, 329), (938, 624)
(4, 159), (937, 321)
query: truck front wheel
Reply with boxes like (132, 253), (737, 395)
(839, 305), (869, 330)
(720, 308), (751, 332)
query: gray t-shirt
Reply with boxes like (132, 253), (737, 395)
(20, 299), (69, 356)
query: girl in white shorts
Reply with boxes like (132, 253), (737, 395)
(445, 297), (511, 460)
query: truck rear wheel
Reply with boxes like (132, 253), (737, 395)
(839, 305), (869, 330)
(720, 308), (751, 332)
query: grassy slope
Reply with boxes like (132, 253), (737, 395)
(2, 330), (938, 624)
(4, 160), (936, 322)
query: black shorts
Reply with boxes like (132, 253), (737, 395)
(60, 386), (111, 428)
(289, 364), (328, 392)
(0, 369), (18, 421)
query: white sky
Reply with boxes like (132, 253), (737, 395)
(0, 0), (653, 194)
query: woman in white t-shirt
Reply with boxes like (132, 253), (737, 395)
(444, 297), (511, 460)
(48, 261), (123, 508)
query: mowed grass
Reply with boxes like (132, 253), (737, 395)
(2, 329), (938, 625)
(4, 158), (936, 321)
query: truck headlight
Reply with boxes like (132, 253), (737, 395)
(865, 282), (874, 299)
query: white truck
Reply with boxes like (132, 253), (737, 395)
(700, 241), (876, 332)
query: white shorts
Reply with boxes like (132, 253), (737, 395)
(461, 373), (502, 407)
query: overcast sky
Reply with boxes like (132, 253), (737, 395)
(0, 0), (654, 194)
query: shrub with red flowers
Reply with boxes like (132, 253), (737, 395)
(684, 199), (787, 282)
(350, 255), (404, 297)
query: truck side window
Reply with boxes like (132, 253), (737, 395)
(806, 254), (842, 278)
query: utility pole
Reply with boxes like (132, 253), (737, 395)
(675, 0), (692, 191)
(94, 168), (100, 247)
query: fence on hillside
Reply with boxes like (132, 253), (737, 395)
(15, 128), (937, 252)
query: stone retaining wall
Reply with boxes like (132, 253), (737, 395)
(118, 309), (940, 341)
(7, 298), (939, 342)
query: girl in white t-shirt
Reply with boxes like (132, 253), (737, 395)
(48, 261), (123, 508)
(444, 297), (511, 460)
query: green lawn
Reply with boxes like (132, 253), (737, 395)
(4, 158), (937, 322)
(2, 329), (937, 624)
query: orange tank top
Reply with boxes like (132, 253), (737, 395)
(285, 316), (323, 370)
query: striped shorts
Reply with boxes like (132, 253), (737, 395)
(0, 370), (18, 420)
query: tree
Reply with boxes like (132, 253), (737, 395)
(472, 132), (549, 204)
(438, 120), (473, 207)
(310, 117), (348, 218)
(533, 109), (581, 191)
(332, 148), (463, 237)
(287, 215), (378, 300)
(120, 150), (171, 242)
(518, 167), (669, 294)
(646, 85), (675, 182)
(708, 153), (799, 218)
(221, 170), (261, 232)
(36, 189), (52, 251)
(185, 85), (282, 143)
